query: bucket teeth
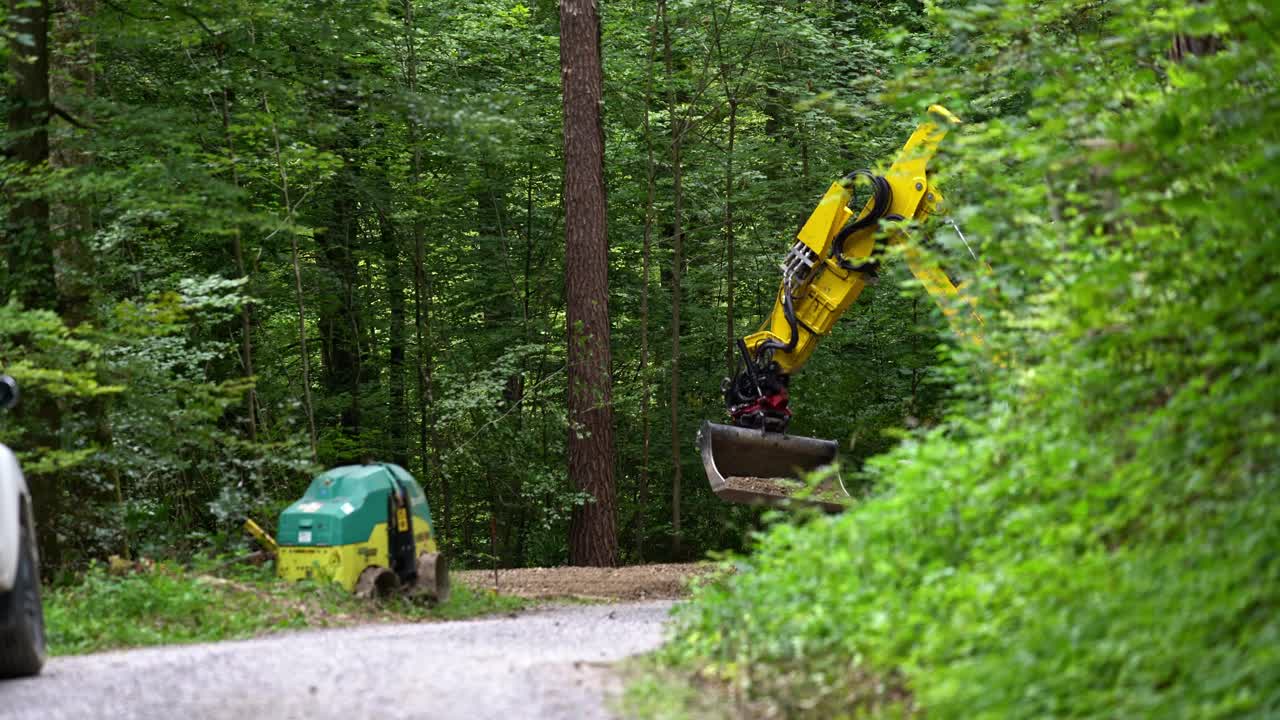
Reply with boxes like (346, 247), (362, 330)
(698, 420), (847, 512)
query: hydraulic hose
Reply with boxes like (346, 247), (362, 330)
(757, 170), (892, 360)
(759, 286), (799, 355)
(833, 170), (893, 271)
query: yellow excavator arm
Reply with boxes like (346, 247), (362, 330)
(701, 105), (987, 510)
(744, 104), (979, 374)
(720, 104), (984, 434)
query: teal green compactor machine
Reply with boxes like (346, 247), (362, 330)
(246, 463), (448, 600)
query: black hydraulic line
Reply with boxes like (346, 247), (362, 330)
(759, 286), (799, 356)
(737, 338), (759, 385)
(854, 212), (906, 277)
(833, 170), (893, 272)
(756, 170), (894, 360)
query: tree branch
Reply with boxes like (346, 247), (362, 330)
(52, 104), (93, 129)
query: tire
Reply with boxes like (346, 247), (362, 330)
(354, 566), (400, 599)
(0, 504), (46, 678)
(411, 552), (450, 603)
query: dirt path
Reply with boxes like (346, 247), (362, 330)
(455, 562), (717, 601)
(2, 601), (673, 720)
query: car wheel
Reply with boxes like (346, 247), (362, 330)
(0, 504), (46, 678)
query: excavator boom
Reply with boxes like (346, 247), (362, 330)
(704, 105), (982, 509)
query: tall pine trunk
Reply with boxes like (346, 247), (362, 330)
(635, 5), (660, 561)
(660, 0), (685, 557)
(560, 0), (617, 567)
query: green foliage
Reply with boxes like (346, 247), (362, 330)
(0, 302), (114, 400)
(0, 302), (119, 473)
(652, 0), (1280, 717)
(45, 561), (305, 654)
(6, 0), (950, 570)
(44, 558), (528, 655)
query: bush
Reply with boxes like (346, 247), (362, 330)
(654, 1), (1280, 717)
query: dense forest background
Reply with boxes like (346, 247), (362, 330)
(3, 0), (957, 572)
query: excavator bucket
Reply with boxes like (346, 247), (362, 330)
(697, 421), (848, 512)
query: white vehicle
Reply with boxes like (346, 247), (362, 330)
(0, 375), (45, 678)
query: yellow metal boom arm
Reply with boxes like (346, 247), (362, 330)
(724, 105), (984, 431)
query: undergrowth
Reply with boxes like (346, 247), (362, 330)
(44, 557), (527, 655)
(633, 1), (1280, 718)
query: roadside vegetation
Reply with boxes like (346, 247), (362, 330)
(633, 1), (1280, 718)
(44, 558), (526, 656)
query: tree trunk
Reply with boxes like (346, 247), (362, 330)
(5, 0), (54, 309)
(6, 0), (62, 570)
(724, 98), (737, 379)
(402, 0), (447, 540)
(635, 4), (660, 562)
(660, 0), (685, 558)
(1168, 1), (1220, 62)
(266, 96), (319, 460)
(49, 0), (94, 326)
(710, 1), (740, 381)
(381, 181), (408, 468)
(213, 64), (258, 442)
(315, 168), (363, 442)
(560, 0), (617, 567)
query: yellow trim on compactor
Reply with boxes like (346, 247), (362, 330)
(276, 522), (439, 592)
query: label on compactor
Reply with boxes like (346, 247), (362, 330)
(298, 530), (312, 543)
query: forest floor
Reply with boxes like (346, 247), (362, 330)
(455, 562), (719, 601)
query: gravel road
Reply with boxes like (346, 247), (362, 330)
(1, 601), (674, 720)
